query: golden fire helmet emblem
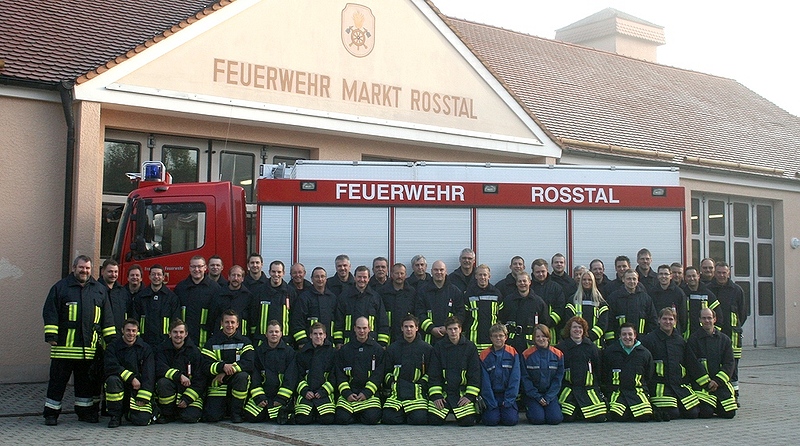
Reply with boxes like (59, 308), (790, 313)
(342, 3), (375, 58)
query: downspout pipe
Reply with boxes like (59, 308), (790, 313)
(58, 80), (76, 278)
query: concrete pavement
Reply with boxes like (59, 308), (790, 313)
(3, 346), (796, 445)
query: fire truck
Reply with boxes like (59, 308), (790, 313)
(111, 160), (685, 285)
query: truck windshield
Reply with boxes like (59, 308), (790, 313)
(118, 200), (207, 261)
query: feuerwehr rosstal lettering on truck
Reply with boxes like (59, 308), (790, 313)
(112, 161), (685, 288)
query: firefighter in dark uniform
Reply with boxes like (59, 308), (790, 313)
(377, 263), (417, 345)
(100, 259), (130, 335)
(288, 262), (313, 295)
(368, 256), (390, 290)
(405, 254), (431, 289)
(334, 316), (385, 424)
(640, 307), (701, 420)
(601, 323), (654, 421)
(243, 320), (296, 423)
(174, 255), (220, 347)
(207, 255), (228, 287)
(124, 264), (145, 302)
(550, 253), (578, 299)
(333, 266), (390, 347)
(531, 258), (567, 334)
(415, 260), (466, 344)
(448, 248), (476, 292)
(43, 255), (116, 426)
(132, 264), (180, 348)
(427, 316), (481, 426)
(680, 266), (718, 340)
(606, 270), (658, 341)
(98, 259), (129, 416)
(209, 265), (252, 336)
(498, 272), (551, 355)
(463, 264), (502, 351)
(248, 260), (295, 347)
(650, 264), (687, 333)
(706, 261), (747, 403)
(291, 267), (338, 349)
(201, 310), (254, 423)
(564, 271), (609, 347)
(556, 316), (607, 422)
(494, 256), (525, 298)
(327, 254), (355, 296)
(104, 318), (154, 428)
(293, 322), (337, 425)
(383, 314), (433, 425)
(688, 308), (737, 418)
(154, 319), (206, 423)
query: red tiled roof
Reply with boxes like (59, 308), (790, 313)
(0, 0), (226, 86)
(445, 17), (800, 178)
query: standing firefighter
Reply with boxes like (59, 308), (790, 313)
(42, 255), (116, 426)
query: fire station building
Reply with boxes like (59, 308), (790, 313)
(2, 0), (799, 382)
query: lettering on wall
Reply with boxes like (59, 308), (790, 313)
(213, 58), (478, 120)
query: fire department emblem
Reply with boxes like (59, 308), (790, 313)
(341, 3), (375, 58)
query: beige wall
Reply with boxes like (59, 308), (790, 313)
(101, 108), (545, 164)
(682, 177), (800, 347)
(0, 96), (67, 382)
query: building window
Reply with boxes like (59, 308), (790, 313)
(757, 205), (773, 239)
(162, 145), (199, 183)
(103, 140), (140, 195)
(707, 199), (725, 236)
(220, 151), (255, 202)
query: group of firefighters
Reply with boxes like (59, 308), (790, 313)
(42, 247), (744, 427)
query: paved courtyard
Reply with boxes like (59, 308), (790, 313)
(2, 346), (796, 445)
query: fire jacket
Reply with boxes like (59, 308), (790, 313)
(335, 338), (385, 399)
(334, 286), (390, 346)
(291, 287), (338, 346)
(154, 336), (206, 405)
(428, 335), (481, 405)
(248, 279), (295, 341)
(250, 338), (296, 405)
(498, 290), (551, 354)
(174, 275), (220, 347)
(43, 274), (116, 360)
(132, 285), (180, 347)
(463, 282), (502, 350)
(384, 335), (433, 401)
(377, 281), (417, 345)
(105, 336), (155, 403)
(531, 276), (567, 330)
(415, 280), (466, 343)
(606, 287), (657, 340)
(294, 338), (336, 398)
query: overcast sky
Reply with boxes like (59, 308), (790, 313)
(432, 0), (800, 117)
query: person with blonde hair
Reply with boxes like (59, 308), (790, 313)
(564, 271), (608, 347)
